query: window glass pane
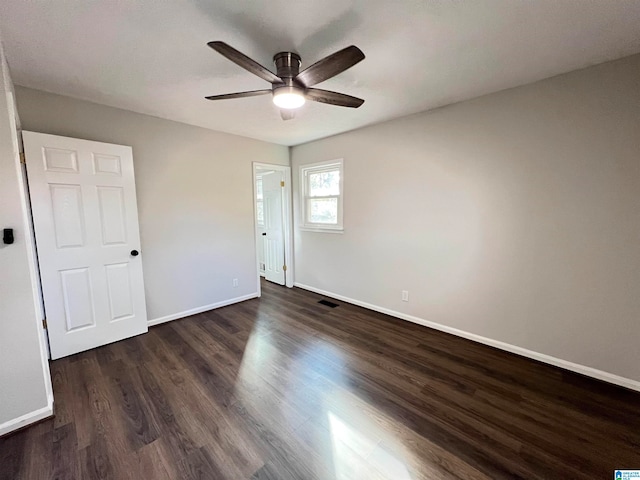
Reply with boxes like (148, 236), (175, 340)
(308, 198), (338, 224)
(308, 170), (340, 197)
(256, 178), (263, 200)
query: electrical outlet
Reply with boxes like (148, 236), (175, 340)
(402, 290), (409, 302)
(233, 278), (239, 287)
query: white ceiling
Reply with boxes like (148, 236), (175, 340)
(1, 1), (640, 146)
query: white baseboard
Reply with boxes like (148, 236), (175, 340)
(294, 282), (640, 392)
(148, 293), (259, 327)
(0, 400), (54, 437)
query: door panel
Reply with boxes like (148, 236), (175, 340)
(105, 263), (134, 321)
(97, 186), (127, 245)
(23, 131), (148, 359)
(50, 184), (85, 248)
(43, 147), (78, 172)
(93, 153), (122, 175)
(59, 268), (95, 330)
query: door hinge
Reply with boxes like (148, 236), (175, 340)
(280, 180), (285, 187)
(42, 318), (47, 329)
(19, 152), (26, 164)
(283, 265), (287, 271)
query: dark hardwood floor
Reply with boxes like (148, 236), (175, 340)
(2, 279), (639, 479)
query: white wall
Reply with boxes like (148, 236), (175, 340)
(15, 86), (289, 323)
(0, 39), (52, 435)
(291, 54), (640, 386)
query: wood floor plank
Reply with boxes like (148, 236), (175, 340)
(102, 358), (161, 451)
(2, 278), (639, 479)
(50, 423), (79, 480)
(130, 364), (200, 460)
(78, 437), (114, 480)
(0, 430), (26, 480)
(49, 362), (73, 430)
(176, 446), (227, 480)
(135, 439), (173, 480)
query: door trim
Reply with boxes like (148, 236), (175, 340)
(253, 163), (293, 295)
(9, 128), (54, 432)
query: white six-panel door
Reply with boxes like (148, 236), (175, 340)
(262, 171), (286, 285)
(23, 131), (148, 359)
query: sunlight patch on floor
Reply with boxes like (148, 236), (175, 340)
(328, 411), (413, 480)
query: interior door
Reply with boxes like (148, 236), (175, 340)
(262, 171), (285, 285)
(23, 131), (148, 359)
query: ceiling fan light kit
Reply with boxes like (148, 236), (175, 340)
(272, 87), (306, 109)
(205, 41), (365, 120)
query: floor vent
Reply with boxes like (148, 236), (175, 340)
(318, 299), (339, 308)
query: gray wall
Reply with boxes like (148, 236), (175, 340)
(0, 42), (51, 431)
(291, 54), (640, 383)
(15, 87), (289, 322)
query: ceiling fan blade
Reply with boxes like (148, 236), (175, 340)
(205, 90), (272, 101)
(207, 41), (281, 84)
(296, 46), (365, 87)
(305, 88), (364, 108)
(280, 109), (296, 121)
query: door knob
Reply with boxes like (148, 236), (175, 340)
(261, 233), (267, 236)
(130, 249), (139, 256)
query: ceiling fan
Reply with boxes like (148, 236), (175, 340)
(205, 41), (365, 120)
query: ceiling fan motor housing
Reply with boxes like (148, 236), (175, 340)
(273, 52), (302, 82)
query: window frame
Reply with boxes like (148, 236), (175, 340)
(300, 159), (344, 232)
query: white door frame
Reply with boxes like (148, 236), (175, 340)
(253, 162), (293, 294)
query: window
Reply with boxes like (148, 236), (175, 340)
(300, 159), (343, 231)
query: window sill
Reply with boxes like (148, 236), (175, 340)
(299, 227), (344, 234)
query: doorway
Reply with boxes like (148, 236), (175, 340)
(253, 163), (293, 293)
